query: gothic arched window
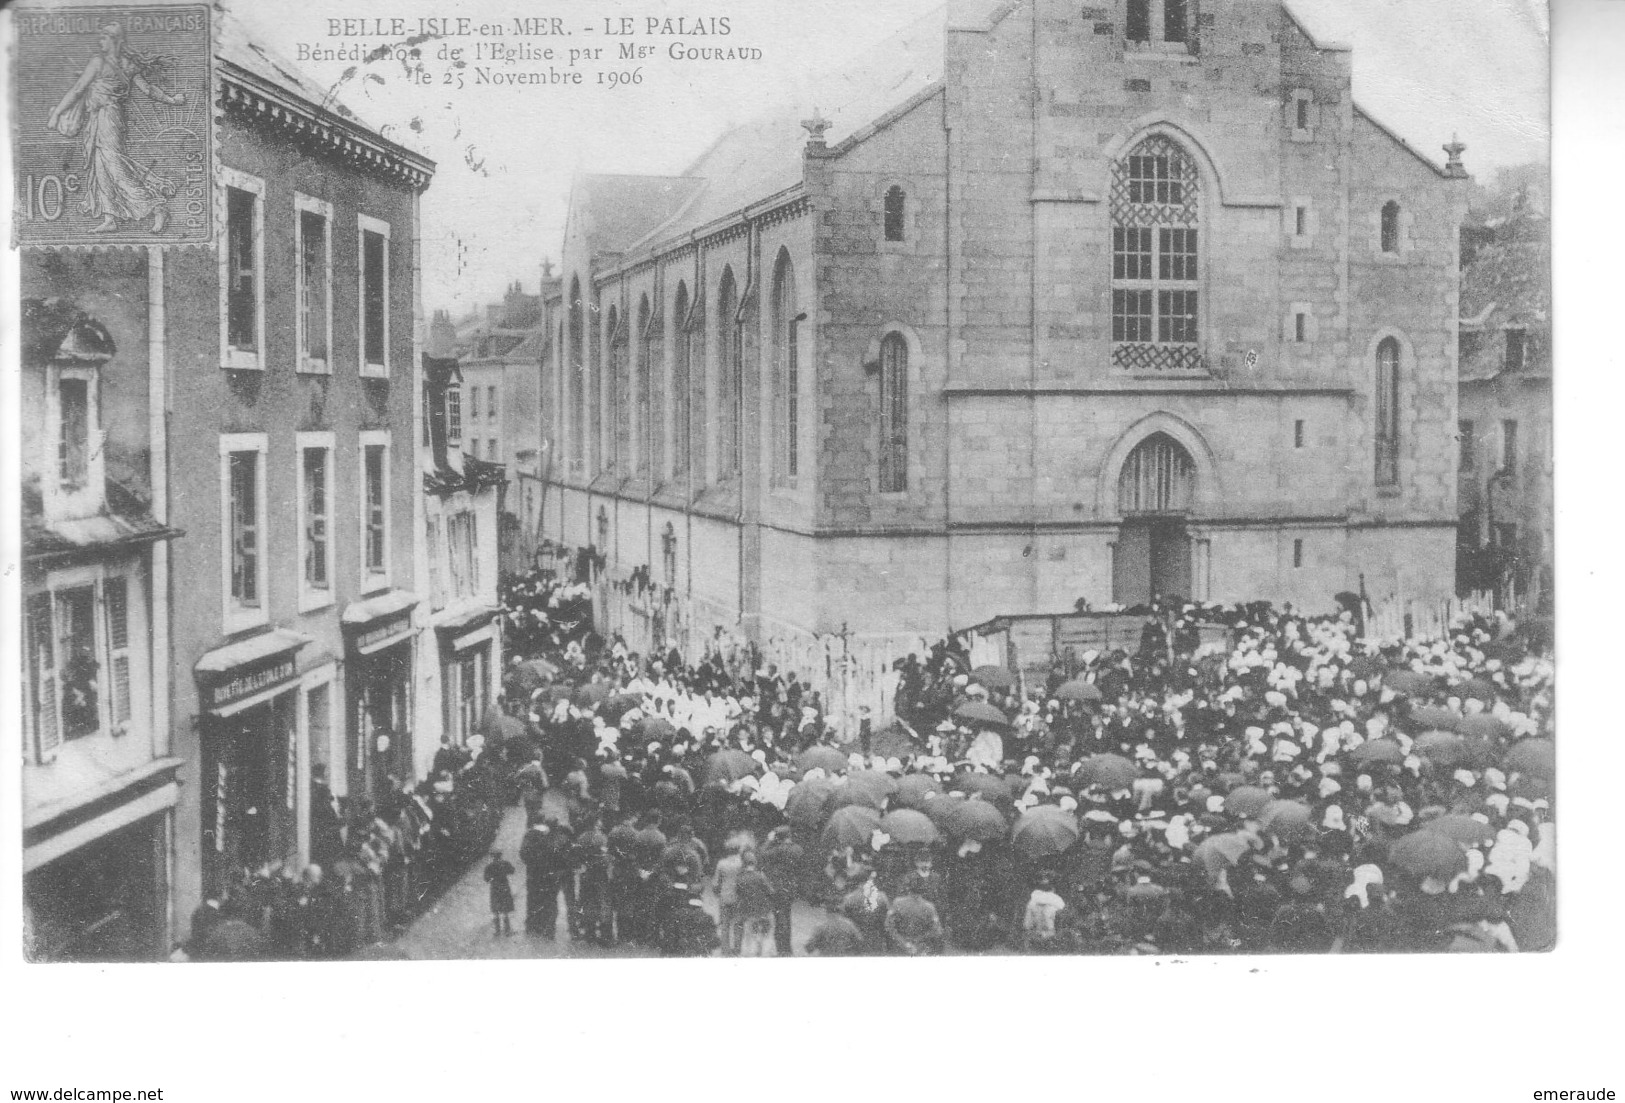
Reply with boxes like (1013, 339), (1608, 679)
(1118, 432), (1196, 514)
(1374, 337), (1401, 486)
(672, 282), (692, 482)
(1111, 135), (1202, 372)
(716, 268), (740, 479)
(1380, 201), (1401, 253)
(567, 277), (584, 467)
(878, 333), (908, 493)
(771, 249), (799, 481)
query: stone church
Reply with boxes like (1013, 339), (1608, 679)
(538, 0), (1467, 641)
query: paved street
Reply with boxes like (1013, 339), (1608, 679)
(384, 806), (829, 960)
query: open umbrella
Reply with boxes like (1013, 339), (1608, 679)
(1010, 807), (1080, 859)
(478, 706), (528, 745)
(797, 746), (850, 775)
(634, 827), (669, 864)
(1412, 730), (1467, 767)
(786, 778), (838, 833)
(1054, 678), (1104, 704)
(1223, 785), (1272, 819)
(1457, 677), (1498, 702)
(952, 771), (1012, 803)
(954, 700), (1010, 729)
(893, 773), (942, 810)
(1456, 714), (1511, 742)
(1076, 753), (1139, 791)
(544, 684), (574, 705)
(822, 805), (883, 850)
(1194, 831), (1257, 879)
(599, 693), (644, 724)
(1424, 814), (1498, 848)
(971, 665), (1016, 691)
(1409, 707), (1460, 733)
(943, 798), (1008, 842)
(1258, 799), (1315, 842)
(637, 716), (677, 742)
(1389, 829), (1469, 879)
(1348, 738), (1406, 766)
(846, 770), (900, 801)
(573, 682), (611, 707)
(704, 748), (759, 786)
(1504, 738), (1555, 779)
(831, 784), (887, 812)
(923, 792), (967, 828)
(879, 808), (940, 847)
(1384, 669), (1435, 697)
(505, 661), (550, 696)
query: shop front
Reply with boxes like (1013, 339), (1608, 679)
(435, 606), (501, 751)
(342, 591), (420, 802)
(23, 777), (177, 962)
(194, 630), (310, 896)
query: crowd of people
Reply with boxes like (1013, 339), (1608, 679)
(182, 755), (506, 961)
(481, 570), (1556, 957)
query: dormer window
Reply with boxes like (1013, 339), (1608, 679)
(26, 301), (116, 522)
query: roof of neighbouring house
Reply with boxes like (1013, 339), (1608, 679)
(23, 478), (182, 564)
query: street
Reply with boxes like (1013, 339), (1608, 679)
(384, 806), (831, 960)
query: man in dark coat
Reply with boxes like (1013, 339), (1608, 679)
(662, 882), (718, 957)
(759, 827), (806, 956)
(519, 820), (571, 937)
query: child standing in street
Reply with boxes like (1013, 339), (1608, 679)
(484, 850), (515, 937)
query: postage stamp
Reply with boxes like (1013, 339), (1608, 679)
(12, 4), (213, 248)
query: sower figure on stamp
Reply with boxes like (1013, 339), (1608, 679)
(46, 20), (186, 233)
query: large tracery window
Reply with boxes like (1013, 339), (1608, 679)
(1118, 432), (1196, 514)
(1111, 136), (1203, 373)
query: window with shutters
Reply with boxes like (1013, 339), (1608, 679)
(219, 168), (264, 369)
(426, 514), (444, 607)
(1125, 0), (1193, 49)
(1501, 419), (1519, 475)
(23, 571), (136, 762)
(470, 385), (481, 421)
(1374, 338), (1401, 487)
(297, 435), (335, 611)
(1118, 432), (1196, 514)
(488, 385), (498, 421)
(361, 433), (391, 591)
(295, 194), (333, 373)
(1111, 136), (1203, 372)
(26, 592), (62, 763)
(878, 333), (909, 493)
(221, 434), (269, 632)
(359, 215), (392, 375)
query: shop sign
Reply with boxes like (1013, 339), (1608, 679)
(352, 611), (413, 654)
(202, 655), (296, 711)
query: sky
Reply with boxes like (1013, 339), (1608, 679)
(234, 0), (1548, 318)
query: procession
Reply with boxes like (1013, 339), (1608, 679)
(188, 567), (1547, 961)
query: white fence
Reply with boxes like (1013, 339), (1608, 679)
(1362, 590), (1502, 643)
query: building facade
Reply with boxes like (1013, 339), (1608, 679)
(428, 281), (547, 574)
(154, 23), (434, 937)
(539, 0), (1468, 643)
(20, 293), (184, 961)
(418, 355), (505, 753)
(1456, 184), (1550, 609)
